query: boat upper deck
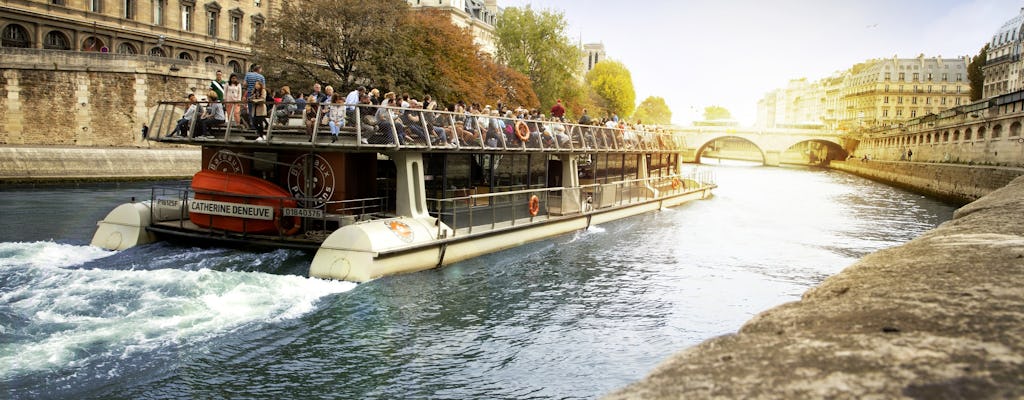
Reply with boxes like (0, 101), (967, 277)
(148, 100), (686, 154)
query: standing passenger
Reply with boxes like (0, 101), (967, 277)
(243, 64), (266, 130)
(251, 81), (268, 140)
(224, 74), (242, 126)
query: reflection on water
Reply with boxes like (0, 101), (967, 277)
(0, 165), (956, 399)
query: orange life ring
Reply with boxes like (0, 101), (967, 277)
(672, 178), (682, 190)
(275, 213), (301, 236)
(528, 194), (540, 216)
(515, 120), (530, 141)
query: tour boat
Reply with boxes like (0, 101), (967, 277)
(91, 99), (716, 282)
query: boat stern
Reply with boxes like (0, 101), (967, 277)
(309, 216), (453, 282)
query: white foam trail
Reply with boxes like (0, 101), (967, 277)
(0, 242), (355, 377)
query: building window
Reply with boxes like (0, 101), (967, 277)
(942, 73), (947, 81)
(117, 42), (138, 54)
(182, 2), (195, 32)
(913, 73), (919, 81)
(208, 10), (218, 37)
(883, 109), (888, 117)
(149, 47), (166, 57)
(230, 15), (240, 40)
(125, 0), (136, 20)
(90, 0), (102, 12)
(912, 97), (917, 105)
(957, 73), (962, 81)
(205, 55), (218, 63)
(43, 31), (71, 50)
(896, 109), (903, 117)
(884, 84), (889, 92)
(911, 110), (917, 118)
(885, 72), (891, 80)
(925, 97), (930, 105)
(884, 96), (889, 104)
(927, 73), (932, 81)
(899, 72), (905, 81)
(2, 24), (31, 48)
(82, 36), (105, 52)
(154, 0), (165, 25)
(898, 96), (903, 104)
(941, 98), (947, 105)
(179, 51), (193, 60)
(228, 60), (242, 74)
(50, 0), (65, 5)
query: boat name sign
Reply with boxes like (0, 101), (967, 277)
(188, 199), (274, 220)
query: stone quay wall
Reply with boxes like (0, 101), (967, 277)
(0, 48), (218, 147)
(0, 146), (199, 183)
(606, 174), (1024, 399)
(830, 159), (1024, 204)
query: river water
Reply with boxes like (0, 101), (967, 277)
(0, 162), (956, 399)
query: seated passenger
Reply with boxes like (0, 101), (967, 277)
(327, 93), (346, 143)
(198, 90), (226, 137)
(170, 93), (201, 137)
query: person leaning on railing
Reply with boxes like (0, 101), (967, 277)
(169, 93), (200, 137)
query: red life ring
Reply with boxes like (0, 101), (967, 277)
(528, 194), (540, 216)
(672, 178), (682, 190)
(275, 213), (301, 236)
(515, 120), (530, 141)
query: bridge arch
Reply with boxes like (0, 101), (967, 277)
(693, 136), (766, 165)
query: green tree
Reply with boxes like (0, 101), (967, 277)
(633, 96), (672, 125)
(703, 105), (732, 121)
(584, 60), (636, 119)
(968, 43), (988, 101)
(494, 6), (583, 110)
(253, 0), (409, 89)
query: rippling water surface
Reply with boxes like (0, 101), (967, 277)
(0, 163), (956, 399)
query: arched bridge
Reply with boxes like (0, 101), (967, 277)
(675, 126), (855, 166)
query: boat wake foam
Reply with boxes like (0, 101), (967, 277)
(0, 241), (355, 379)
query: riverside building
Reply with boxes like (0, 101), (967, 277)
(982, 7), (1024, 99)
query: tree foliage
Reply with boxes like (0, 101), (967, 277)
(968, 43), (988, 102)
(584, 60), (635, 118)
(251, 0), (537, 107)
(494, 6), (583, 110)
(633, 96), (672, 125)
(703, 105), (732, 121)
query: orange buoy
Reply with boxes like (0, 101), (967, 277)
(528, 194), (540, 216)
(515, 121), (530, 141)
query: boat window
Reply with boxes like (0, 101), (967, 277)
(528, 154), (546, 189)
(624, 154), (639, 181)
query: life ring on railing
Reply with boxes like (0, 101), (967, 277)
(275, 213), (302, 236)
(672, 178), (682, 190)
(515, 121), (531, 141)
(528, 194), (540, 216)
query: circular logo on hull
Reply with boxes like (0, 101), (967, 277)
(288, 153), (336, 208)
(208, 150), (243, 173)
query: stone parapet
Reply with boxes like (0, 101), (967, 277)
(605, 175), (1024, 399)
(0, 146), (199, 182)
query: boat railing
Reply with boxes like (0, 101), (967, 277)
(148, 185), (387, 240)
(428, 169), (716, 237)
(147, 100), (687, 153)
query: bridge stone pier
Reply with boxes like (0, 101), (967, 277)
(676, 126), (855, 166)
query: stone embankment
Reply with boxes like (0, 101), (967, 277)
(830, 160), (1024, 204)
(606, 175), (1024, 399)
(0, 146), (199, 183)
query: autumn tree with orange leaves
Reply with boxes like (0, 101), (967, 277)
(252, 0), (537, 109)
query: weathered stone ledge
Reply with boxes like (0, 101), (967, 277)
(0, 146), (200, 183)
(606, 175), (1024, 399)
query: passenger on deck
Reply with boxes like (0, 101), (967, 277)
(327, 93), (346, 143)
(170, 93), (200, 137)
(198, 90), (226, 137)
(374, 92), (408, 144)
(274, 86), (296, 125)
(224, 74), (242, 126)
(304, 95), (320, 137)
(251, 81), (268, 140)
(309, 83), (326, 104)
(345, 86), (364, 125)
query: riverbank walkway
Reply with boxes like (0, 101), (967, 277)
(606, 175), (1024, 398)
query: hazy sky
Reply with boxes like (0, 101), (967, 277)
(500, 0), (1021, 125)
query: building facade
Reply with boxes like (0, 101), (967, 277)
(581, 42), (605, 73)
(406, 0), (498, 54)
(757, 55), (971, 132)
(1, 0), (266, 75)
(982, 7), (1024, 99)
